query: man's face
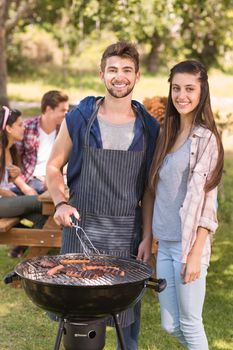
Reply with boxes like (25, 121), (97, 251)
(49, 101), (69, 125)
(100, 56), (140, 99)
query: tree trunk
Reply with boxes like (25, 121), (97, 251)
(0, 1), (9, 106)
(0, 0), (37, 106)
(146, 30), (162, 73)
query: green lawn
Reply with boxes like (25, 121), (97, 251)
(0, 154), (232, 350)
(8, 69), (233, 114)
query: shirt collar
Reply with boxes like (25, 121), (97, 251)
(192, 125), (211, 138)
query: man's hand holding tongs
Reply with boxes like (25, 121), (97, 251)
(54, 202), (80, 227)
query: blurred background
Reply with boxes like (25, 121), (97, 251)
(1, 0), (233, 149)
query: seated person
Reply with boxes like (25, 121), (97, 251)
(16, 90), (69, 194)
(0, 106), (42, 257)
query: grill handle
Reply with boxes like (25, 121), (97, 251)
(4, 271), (20, 284)
(146, 277), (167, 293)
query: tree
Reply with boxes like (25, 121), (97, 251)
(0, 0), (38, 106)
(173, 0), (233, 68)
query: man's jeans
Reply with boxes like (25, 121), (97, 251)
(116, 317), (140, 350)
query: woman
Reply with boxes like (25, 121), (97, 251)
(144, 60), (224, 349)
(0, 106), (42, 256)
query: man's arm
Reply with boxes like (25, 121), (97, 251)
(46, 120), (80, 226)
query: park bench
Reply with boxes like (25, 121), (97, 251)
(0, 190), (62, 258)
(0, 216), (61, 258)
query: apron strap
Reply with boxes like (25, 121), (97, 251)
(84, 97), (104, 147)
(84, 98), (148, 151)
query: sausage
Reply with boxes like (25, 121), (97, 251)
(47, 264), (65, 276)
(59, 259), (90, 264)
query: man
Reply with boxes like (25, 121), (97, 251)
(16, 90), (69, 194)
(46, 42), (160, 349)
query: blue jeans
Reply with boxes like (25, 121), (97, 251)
(156, 240), (209, 350)
(116, 317), (140, 350)
(27, 178), (46, 194)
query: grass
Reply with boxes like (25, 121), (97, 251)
(0, 154), (233, 349)
(8, 68), (233, 112)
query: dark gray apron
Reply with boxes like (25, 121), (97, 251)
(61, 99), (147, 327)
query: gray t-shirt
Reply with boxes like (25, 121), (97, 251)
(152, 138), (191, 241)
(98, 116), (135, 150)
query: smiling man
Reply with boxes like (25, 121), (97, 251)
(46, 41), (160, 350)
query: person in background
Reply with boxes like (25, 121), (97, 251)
(46, 41), (160, 349)
(0, 106), (42, 256)
(144, 60), (224, 349)
(16, 90), (69, 194)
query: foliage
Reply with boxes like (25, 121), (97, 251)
(7, 26), (63, 74)
(5, 0), (233, 74)
(173, 0), (233, 68)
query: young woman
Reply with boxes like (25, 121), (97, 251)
(144, 60), (224, 349)
(0, 107), (42, 219)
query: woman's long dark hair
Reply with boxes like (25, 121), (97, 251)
(0, 107), (22, 182)
(149, 60), (224, 193)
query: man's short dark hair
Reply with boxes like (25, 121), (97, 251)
(41, 90), (69, 113)
(100, 41), (139, 73)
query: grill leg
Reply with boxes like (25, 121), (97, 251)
(53, 319), (64, 350)
(112, 313), (127, 350)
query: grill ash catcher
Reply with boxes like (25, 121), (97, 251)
(4, 223), (166, 350)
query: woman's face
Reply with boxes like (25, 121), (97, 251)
(171, 72), (201, 119)
(6, 116), (24, 141)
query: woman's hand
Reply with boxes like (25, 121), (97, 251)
(7, 164), (21, 180)
(23, 187), (38, 196)
(181, 252), (202, 284)
(137, 234), (152, 264)
(181, 226), (209, 284)
(0, 188), (17, 197)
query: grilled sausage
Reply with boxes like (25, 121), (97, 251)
(59, 259), (90, 264)
(40, 259), (57, 268)
(47, 264), (65, 276)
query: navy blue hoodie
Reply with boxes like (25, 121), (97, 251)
(66, 96), (160, 195)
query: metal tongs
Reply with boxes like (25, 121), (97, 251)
(71, 217), (100, 258)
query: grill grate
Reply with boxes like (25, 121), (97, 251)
(16, 253), (152, 287)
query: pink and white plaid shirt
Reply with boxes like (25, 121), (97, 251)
(180, 125), (219, 265)
(16, 116), (59, 183)
(16, 116), (41, 183)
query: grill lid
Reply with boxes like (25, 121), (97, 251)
(15, 253), (152, 287)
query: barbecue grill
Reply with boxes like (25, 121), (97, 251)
(5, 253), (166, 350)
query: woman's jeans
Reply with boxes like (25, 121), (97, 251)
(156, 240), (209, 350)
(0, 195), (42, 217)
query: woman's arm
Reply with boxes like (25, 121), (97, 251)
(182, 134), (220, 283)
(137, 187), (155, 263)
(181, 226), (209, 284)
(13, 176), (38, 195)
(7, 164), (21, 180)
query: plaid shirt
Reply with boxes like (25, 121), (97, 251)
(17, 116), (60, 182)
(180, 126), (219, 265)
(16, 116), (41, 182)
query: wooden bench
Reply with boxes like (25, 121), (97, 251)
(0, 216), (61, 258)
